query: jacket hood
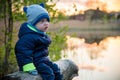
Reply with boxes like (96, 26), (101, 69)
(18, 22), (45, 38)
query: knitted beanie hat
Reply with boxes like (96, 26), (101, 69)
(23, 3), (50, 25)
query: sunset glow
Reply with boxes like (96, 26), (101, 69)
(49, 0), (120, 15)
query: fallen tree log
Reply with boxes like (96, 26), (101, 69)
(2, 59), (79, 80)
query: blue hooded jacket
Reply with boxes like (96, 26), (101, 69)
(15, 22), (51, 69)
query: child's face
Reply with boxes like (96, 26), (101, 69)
(35, 18), (49, 32)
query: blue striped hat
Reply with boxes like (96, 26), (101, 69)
(23, 3), (50, 25)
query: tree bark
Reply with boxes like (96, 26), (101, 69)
(2, 0), (13, 74)
(2, 59), (79, 80)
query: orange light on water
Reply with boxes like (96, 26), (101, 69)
(61, 36), (120, 80)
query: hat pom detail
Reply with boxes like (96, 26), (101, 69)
(39, 3), (45, 8)
(23, 6), (27, 13)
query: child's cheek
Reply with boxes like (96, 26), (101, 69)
(39, 23), (44, 27)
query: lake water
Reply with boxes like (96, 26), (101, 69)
(61, 36), (120, 80)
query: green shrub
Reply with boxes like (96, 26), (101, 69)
(48, 26), (68, 61)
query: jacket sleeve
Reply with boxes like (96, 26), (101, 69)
(15, 34), (36, 66)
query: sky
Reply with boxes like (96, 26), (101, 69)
(48, 0), (120, 15)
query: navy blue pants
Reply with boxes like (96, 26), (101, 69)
(16, 52), (62, 80)
(34, 61), (63, 80)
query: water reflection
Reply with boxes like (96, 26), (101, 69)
(61, 36), (120, 80)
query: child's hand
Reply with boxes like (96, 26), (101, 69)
(27, 70), (38, 76)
